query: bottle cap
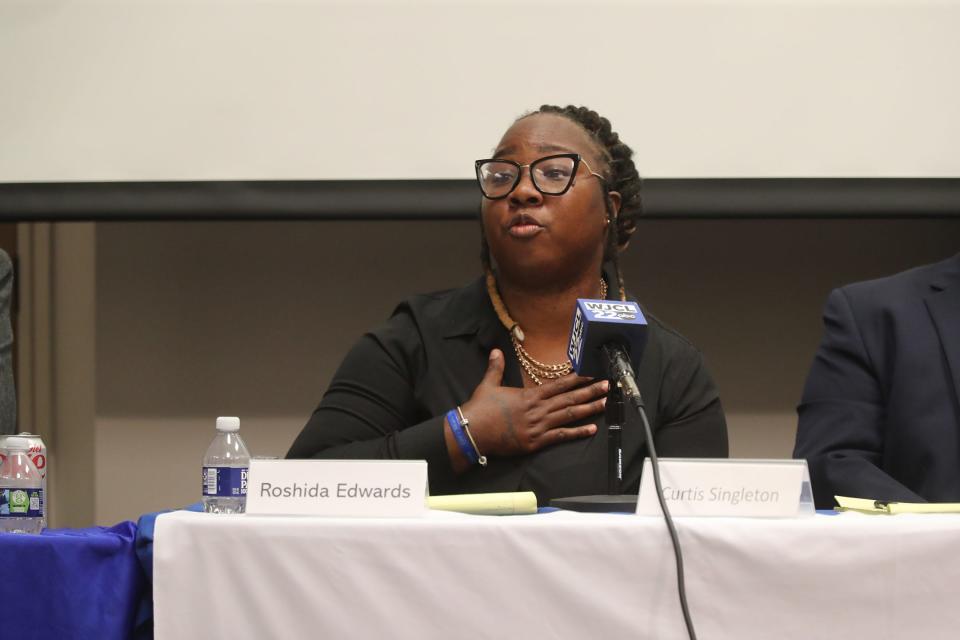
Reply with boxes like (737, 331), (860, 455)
(216, 416), (240, 432)
(4, 436), (28, 450)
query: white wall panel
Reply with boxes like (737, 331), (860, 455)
(1, 1), (958, 181)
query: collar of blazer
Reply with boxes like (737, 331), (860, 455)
(928, 252), (960, 292)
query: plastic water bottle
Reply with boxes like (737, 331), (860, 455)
(202, 417), (250, 514)
(0, 436), (44, 533)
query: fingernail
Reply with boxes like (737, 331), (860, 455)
(490, 349), (499, 361)
(602, 380), (610, 391)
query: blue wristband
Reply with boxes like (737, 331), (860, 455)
(446, 408), (479, 465)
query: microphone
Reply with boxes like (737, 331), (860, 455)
(606, 383), (625, 495)
(550, 298), (648, 514)
(567, 298), (648, 396)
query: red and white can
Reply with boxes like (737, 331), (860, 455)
(19, 433), (47, 482)
(0, 432), (47, 526)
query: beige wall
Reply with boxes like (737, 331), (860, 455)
(2, 2), (960, 181)
(17, 218), (958, 527)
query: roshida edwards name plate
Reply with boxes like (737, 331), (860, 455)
(244, 459), (428, 518)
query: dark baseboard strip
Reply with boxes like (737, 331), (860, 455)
(1, 178), (958, 222)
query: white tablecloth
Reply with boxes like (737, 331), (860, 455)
(154, 510), (960, 639)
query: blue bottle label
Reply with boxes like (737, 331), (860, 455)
(202, 467), (248, 497)
(0, 488), (44, 517)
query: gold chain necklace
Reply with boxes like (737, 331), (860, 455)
(486, 271), (606, 385)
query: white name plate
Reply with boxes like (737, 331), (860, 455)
(636, 458), (814, 518)
(245, 459), (428, 518)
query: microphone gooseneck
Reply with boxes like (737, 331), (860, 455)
(602, 343), (641, 404)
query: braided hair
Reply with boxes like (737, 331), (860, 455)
(480, 105), (643, 301)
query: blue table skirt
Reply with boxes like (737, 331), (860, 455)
(134, 503), (202, 639)
(0, 521), (145, 640)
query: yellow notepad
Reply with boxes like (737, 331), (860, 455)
(835, 495), (960, 515)
(427, 491), (538, 516)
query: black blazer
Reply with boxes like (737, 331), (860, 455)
(288, 274), (728, 503)
(794, 253), (960, 507)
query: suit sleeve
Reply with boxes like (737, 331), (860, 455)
(794, 288), (924, 507)
(285, 307), (457, 491)
(0, 250), (15, 435)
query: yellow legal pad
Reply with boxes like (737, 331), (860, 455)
(427, 491), (538, 516)
(835, 495), (960, 515)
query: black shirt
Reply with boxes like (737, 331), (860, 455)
(287, 275), (728, 503)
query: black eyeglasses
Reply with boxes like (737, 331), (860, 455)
(474, 153), (606, 200)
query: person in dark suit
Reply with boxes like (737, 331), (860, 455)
(794, 253), (960, 508)
(1, 249), (15, 435)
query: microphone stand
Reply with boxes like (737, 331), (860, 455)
(607, 383), (624, 495)
(549, 350), (639, 513)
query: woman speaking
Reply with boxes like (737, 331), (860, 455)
(287, 105), (728, 502)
